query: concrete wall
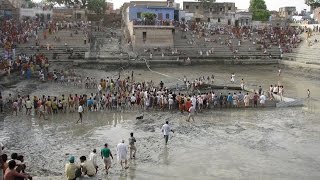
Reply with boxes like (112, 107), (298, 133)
(129, 6), (175, 20)
(53, 8), (86, 21)
(20, 8), (52, 20)
(132, 26), (174, 49)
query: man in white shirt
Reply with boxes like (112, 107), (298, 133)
(89, 149), (98, 173)
(117, 140), (128, 169)
(130, 94), (136, 109)
(186, 104), (196, 122)
(76, 105), (83, 123)
(260, 93), (266, 107)
(161, 121), (174, 145)
(79, 156), (96, 176)
(168, 98), (174, 110)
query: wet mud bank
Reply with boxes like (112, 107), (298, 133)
(0, 64), (319, 179)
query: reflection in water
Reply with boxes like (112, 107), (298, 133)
(128, 159), (137, 180)
(160, 146), (169, 165)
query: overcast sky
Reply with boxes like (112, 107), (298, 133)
(107, 0), (309, 11)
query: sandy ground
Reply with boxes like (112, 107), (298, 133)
(0, 64), (319, 180)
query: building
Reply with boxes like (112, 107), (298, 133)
(52, 8), (86, 22)
(123, 1), (177, 50)
(183, 1), (236, 25)
(128, 6), (175, 21)
(0, 0), (24, 19)
(279, 7), (296, 19)
(20, 8), (53, 21)
(235, 11), (252, 26)
(313, 7), (320, 23)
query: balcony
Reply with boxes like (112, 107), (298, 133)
(132, 19), (174, 27)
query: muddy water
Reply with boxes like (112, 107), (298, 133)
(0, 64), (320, 180)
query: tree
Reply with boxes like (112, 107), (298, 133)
(142, 12), (157, 21)
(87, 0), (105, 14)
(249, 0), (270, 21)
(44, 0), (88, 8)
(305, 0), (320, 10)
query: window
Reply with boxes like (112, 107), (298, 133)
(76, 13), (81, 19)
(228, 19), (231, 25)
(137, 12), (141, 19)
(143, 32), (147, 42)
(228, 6), (231, 11)
(186, 5), (189, 9)
(210, 8), (213, 12)
(218, 18), (221, 22)
(207, 18), (210, 22)
(220, 8), (223, 12)
(196, 6), (199, 9)
(166, 13), (170, 19)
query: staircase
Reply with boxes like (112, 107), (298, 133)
(284, 33), (320, 64)
(172, 29), (281, 60)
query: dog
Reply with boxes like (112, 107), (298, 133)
(136, 114), (144, 120)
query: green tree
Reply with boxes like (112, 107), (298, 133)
(305, 0), (320, 10)
(44, 0), (88, 8)
(249, 0), (270, 21)
(142, 12), (157, 21)
(87, 0), (105, 14)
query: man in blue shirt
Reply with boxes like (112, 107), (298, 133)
(87, 97), (94, 111)
(227, 93), (233, 108)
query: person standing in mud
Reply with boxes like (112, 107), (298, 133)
(129, 132), (137, 159)
(0, 96), (3, 113)
(89, 149), (98, 173)
(76, 104), (83, 124)
(241, 79), (245, 90)
(307, 89), (310, 98)
(253, 93), (259, 108)
(101, 143), (113, 174)
(12, 100), (18, 116)
(186, 104), (195, 122)
(131, 71), (134, 82)
(161, 121), (174, 145)
(278, 68), (281, 77)
(116, 140), (129, 169)
(25, 98), (32, 115)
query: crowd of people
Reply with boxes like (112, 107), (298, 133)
(0, 72), (277, 122)
(174, 22), (304, 58)
(0, 143), (32, 180)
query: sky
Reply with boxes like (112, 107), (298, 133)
(108, 0), (310, 11)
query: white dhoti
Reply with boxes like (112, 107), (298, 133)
(117, 143), (128, 161)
